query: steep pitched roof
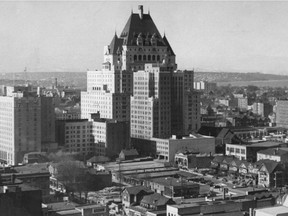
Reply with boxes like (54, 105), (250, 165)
(163, 35), (175, 56)
(120, 13), (165, 46)
(197, 126), (223, 137)
(109, 34), (124, 55)
(217, 128), (231, 139)
(125, 186), (152, 195)
(141, 193), (172, 206)
(212, 155), (225, 163)
(121, 149), (139, 156)
(258, 159), (279, 173)
(222, 156), (234, 164)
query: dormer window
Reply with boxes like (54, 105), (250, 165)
(137, 33), (143, 46)
(151, 33), (157, 46)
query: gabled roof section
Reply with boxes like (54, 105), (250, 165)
(163, 35), (175, 56)
(198, 126), (223, 137)
(258, 159), (279, 173)
(212, 155), (225, 163)
(125, 186), (152, 195)
(121, 149), (139, 156)
(141, 193), (172, 206)
(120, 13), (164, 46)
(217, 128), (232, 139)
(109, 34), (124, 55)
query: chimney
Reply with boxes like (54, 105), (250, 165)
(138, 5), (143, 19)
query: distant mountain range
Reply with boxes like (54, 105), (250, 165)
(1, 71), (288, 88)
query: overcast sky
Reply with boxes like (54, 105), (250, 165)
(1, 0), (288, 74)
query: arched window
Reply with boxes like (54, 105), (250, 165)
(143, 55), (146, 61)
(138, 55), (142, 61)
(134, 55), (137, 61)
(152, 55), (156, 61)
(148, 55), (151, 61)
(157, 55), (160, 61)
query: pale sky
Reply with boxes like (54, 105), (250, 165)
(1, 1), (288, 74)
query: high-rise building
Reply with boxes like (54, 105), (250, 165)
(131, 64), (172, 140)
(81, 5), (176, 121)
(81, 6), (200, 156)
(172, 70), (201, 135)
(40, 96), (56, 151)
(0, 91), (41, 165)
(0, 86), (56, 165)
(276, 100), (288, 128)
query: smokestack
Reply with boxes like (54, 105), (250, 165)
(138, 5), (143, 19)
(55, 78), (58, 88)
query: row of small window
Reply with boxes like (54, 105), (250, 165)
(227, 147), (245, 154)
(133, 54), (162, 62)
(66, 130), (92, 134)
(65, 126), (92, 130)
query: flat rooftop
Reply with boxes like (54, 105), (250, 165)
(227, 141), (283, 148)
(14, 163), (49, 174)
(149, 177), (197, 187)
(249, 141), (283, 148)
(255, 206), (288, 216)
(45, 202), (79, 212)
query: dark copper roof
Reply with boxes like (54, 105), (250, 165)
(163, 35), (175, 56)
(109, 34), (124, 55)
(120, 13), (166, 46)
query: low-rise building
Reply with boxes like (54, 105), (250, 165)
(49, 162), (112, 193)
(55, 117), (130, 158)
(0, 184), (42, 216)
(140, 193), (174, 210)
(257, 159), (284, 188)
(174, 152), (213, 170)
(0, 163), (50, 197)
(43, 202), (108, 216)
(226, 141), (284, 162)
(166, 201), (243, 216)
(143, 177), (199, 198)
(153, 133), (215, 162)
(122, 186), (153, 208)
(119, 149), (139, 161)
(257, 148), (288, 163)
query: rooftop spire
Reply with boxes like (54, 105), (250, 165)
(138, 5), (143, 19)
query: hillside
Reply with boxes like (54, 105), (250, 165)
(194, 72), (288, 82)
(1, 71), (288, 89)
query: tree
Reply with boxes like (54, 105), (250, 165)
(55, 159), (86, 197)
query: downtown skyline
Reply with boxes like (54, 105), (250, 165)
(1, 1), (288, 74)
